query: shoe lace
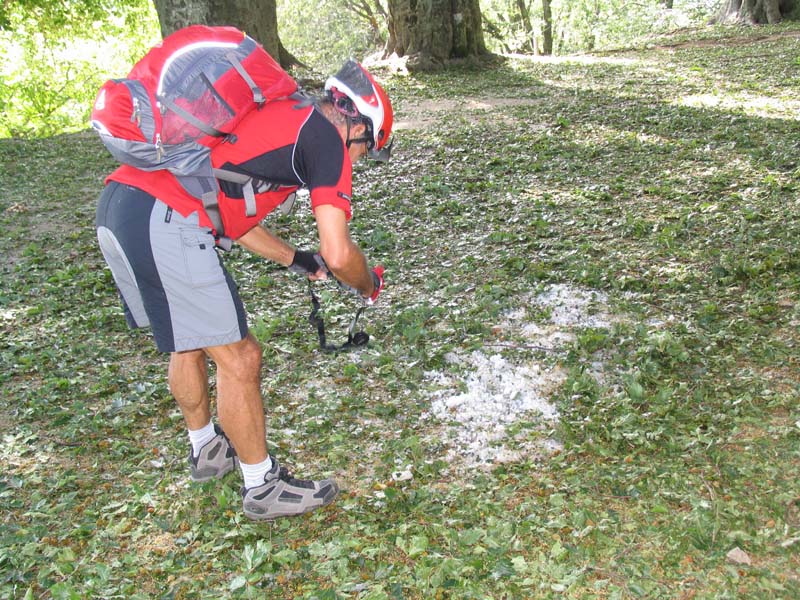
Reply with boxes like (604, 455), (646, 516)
(278, 465), (308, 486)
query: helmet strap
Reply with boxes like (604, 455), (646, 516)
(344, 116), (391, 161)
(344, 117), (373, 149)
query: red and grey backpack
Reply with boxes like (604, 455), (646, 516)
(90, 25), (298, 242)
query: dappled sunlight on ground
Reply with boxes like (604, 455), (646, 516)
(676, 92), (800, 119)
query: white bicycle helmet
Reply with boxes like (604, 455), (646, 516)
(325, 60), (394, 161)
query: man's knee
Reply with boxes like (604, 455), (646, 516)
(210, 335), (262, 381)
(237, 336), (263, 373)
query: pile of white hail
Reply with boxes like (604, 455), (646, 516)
(424, 284), (615, 469)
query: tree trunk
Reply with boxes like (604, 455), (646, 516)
(514, 0), (535, 54)
(385, 0), (489, 70)
(151, 0), (303, 68)
(542, 0), (553, 56)
(714, 0), (796, 23)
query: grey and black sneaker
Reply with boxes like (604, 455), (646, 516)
(189, 426), (238, 482)
(241, 456), (339, 521)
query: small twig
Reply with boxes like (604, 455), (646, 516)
(482, 342), (565, 353)
(699, 474), (720, 546)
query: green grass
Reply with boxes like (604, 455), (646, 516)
(2, 25), (799, 599)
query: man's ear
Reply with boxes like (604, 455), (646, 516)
(351, 121), (368, 139)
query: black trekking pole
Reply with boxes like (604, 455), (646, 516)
(307, 281), (371, 353)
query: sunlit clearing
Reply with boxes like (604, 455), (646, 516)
(509, 53), (642, 67)
(677, 93), (800, 120)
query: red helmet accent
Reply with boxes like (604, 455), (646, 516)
(325, 60), (394, 156)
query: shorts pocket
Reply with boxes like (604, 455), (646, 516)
(180, 228), (225, 287)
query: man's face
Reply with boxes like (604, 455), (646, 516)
(347, 123), (369, 163)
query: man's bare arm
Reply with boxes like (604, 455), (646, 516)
(236, 225), (295, 266)
(315, 204), (375, 297)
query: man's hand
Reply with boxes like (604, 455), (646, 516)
(366, 266), (384, 305)
(289, 250), (328, 279)
(335, 266), (385, 304)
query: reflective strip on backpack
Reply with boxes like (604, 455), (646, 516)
(156, 37), (264, 137)
(157, 41), (239, 97)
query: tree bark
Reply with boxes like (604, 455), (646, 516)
(542, 0), (553, 55)
(151, 0), (303, 68)
(385, 0), (489, 70)
(714, 0), (797, 23)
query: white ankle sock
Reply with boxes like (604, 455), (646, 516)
(240, 456), (273, 489)
(188, 421), (217, 458)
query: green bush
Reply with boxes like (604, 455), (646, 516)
(0, 0), (159, 138)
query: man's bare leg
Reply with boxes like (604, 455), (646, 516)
(168, 348), (211, 430)
(204, 334), (268, 464)
(169, 347), (238, 480)
(187, 334), (339, 519)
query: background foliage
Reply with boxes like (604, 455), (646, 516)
(277, 0), (386, 75)
(482, 0), (717, 54)
(0, 0), (727, 139)
(0, 0), (160, 138)
(2, 20), (800, 599)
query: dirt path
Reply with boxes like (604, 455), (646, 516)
(395, 96), (546, 131)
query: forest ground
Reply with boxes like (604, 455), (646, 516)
(1, 23), (799, 600)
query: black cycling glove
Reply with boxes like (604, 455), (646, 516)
(289, 250), (326, 275)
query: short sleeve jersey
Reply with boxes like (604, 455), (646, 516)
(106, 98), (353, 240)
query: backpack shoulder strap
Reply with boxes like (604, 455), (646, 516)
(174, 174), (231, 249)
(290, 90), (317, 110)
(213, 168), (257, 217)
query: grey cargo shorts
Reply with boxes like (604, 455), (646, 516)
(96, 181), (248, 353)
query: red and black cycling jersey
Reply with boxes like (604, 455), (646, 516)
(107, 98), (353, 240)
